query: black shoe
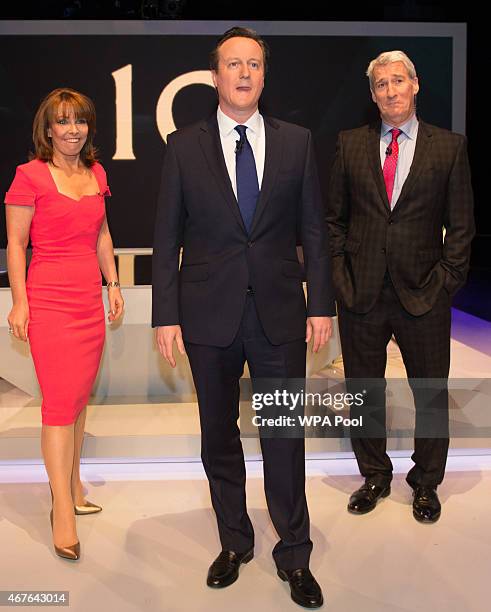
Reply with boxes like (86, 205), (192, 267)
(206, 548), (254, 588)
(278, 568), (323, 609)
(412, 486), (441, 523)
(347, 482), (391, 514)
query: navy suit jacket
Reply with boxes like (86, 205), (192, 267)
(152, 113), (335, 346)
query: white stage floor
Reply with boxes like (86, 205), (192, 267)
(1, 309), (490, 610)
(0, 455), (490, 612)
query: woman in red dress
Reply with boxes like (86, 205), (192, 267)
(4, 89), (124, 560)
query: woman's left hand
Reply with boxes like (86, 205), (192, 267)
(108, 287), (124, 322)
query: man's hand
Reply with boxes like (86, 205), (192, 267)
(156, 325), (186, 368)
(306, 316), (332, 353)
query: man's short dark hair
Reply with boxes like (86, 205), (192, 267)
(209, 26), (269, 73)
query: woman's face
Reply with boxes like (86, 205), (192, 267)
(47, 105), (89, 159)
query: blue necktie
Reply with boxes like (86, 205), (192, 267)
(235, 125), (259, 233)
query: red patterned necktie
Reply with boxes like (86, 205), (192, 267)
(382, 128), (402, 207)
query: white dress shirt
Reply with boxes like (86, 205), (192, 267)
(379, 114), (419, 208)
(217, 106), (265, 199)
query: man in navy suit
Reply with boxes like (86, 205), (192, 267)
(152, 27), (334, 609)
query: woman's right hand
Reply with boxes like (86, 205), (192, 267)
(7, 302), (30, 341)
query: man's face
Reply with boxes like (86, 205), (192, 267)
(371, 61), (419, 126)
(212, 36), (265, 121)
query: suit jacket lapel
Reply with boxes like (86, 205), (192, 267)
(366, 121), (391, 213)
(391, 120), (432, 213)
(199, 115), (247, 232)
(249, 116), (282, 235)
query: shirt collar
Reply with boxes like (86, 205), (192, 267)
(381, 114), (419, 140)
(217, 106), (261, 137)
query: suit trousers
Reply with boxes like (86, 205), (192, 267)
(185, 292), (312, 570)
(337, 274), (451, 488)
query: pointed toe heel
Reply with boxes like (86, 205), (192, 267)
(74, 500), (102, 515)
(49, 490), (81, 561)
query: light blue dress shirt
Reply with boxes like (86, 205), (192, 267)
(379, 114), (419, 208)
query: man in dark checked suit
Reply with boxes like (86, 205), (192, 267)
(152, 27), (334, 608)
(327, 50), (475, 523)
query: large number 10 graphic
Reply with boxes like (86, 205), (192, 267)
(111, 64), (215, 160)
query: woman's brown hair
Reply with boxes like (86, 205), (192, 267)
(31, 88), (98, 167)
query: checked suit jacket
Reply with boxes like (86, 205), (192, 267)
(152, 113), (335, 347)
(326, 119), (475, 316)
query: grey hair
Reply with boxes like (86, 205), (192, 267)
(366, 50), (417, 91)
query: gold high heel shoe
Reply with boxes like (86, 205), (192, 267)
(74, 500), (102, 515)
(49, 510), (80, 560)
(49, 483), (80, 561)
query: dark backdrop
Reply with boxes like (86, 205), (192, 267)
(0, 32), (453, 248)
(0, 7), (487, 319)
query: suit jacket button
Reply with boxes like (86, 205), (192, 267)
(247, 241), (254, 247)
(381, 248), (386, 254)
(388, 219), (394, 225)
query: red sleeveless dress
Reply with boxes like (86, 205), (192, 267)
(4, 159), (110, 425)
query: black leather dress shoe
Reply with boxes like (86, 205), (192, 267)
(347, 482), (391, 514)
(206, 549), (254, 588)
(412, 486), (441, 523)
(278, 568), (323, 608)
